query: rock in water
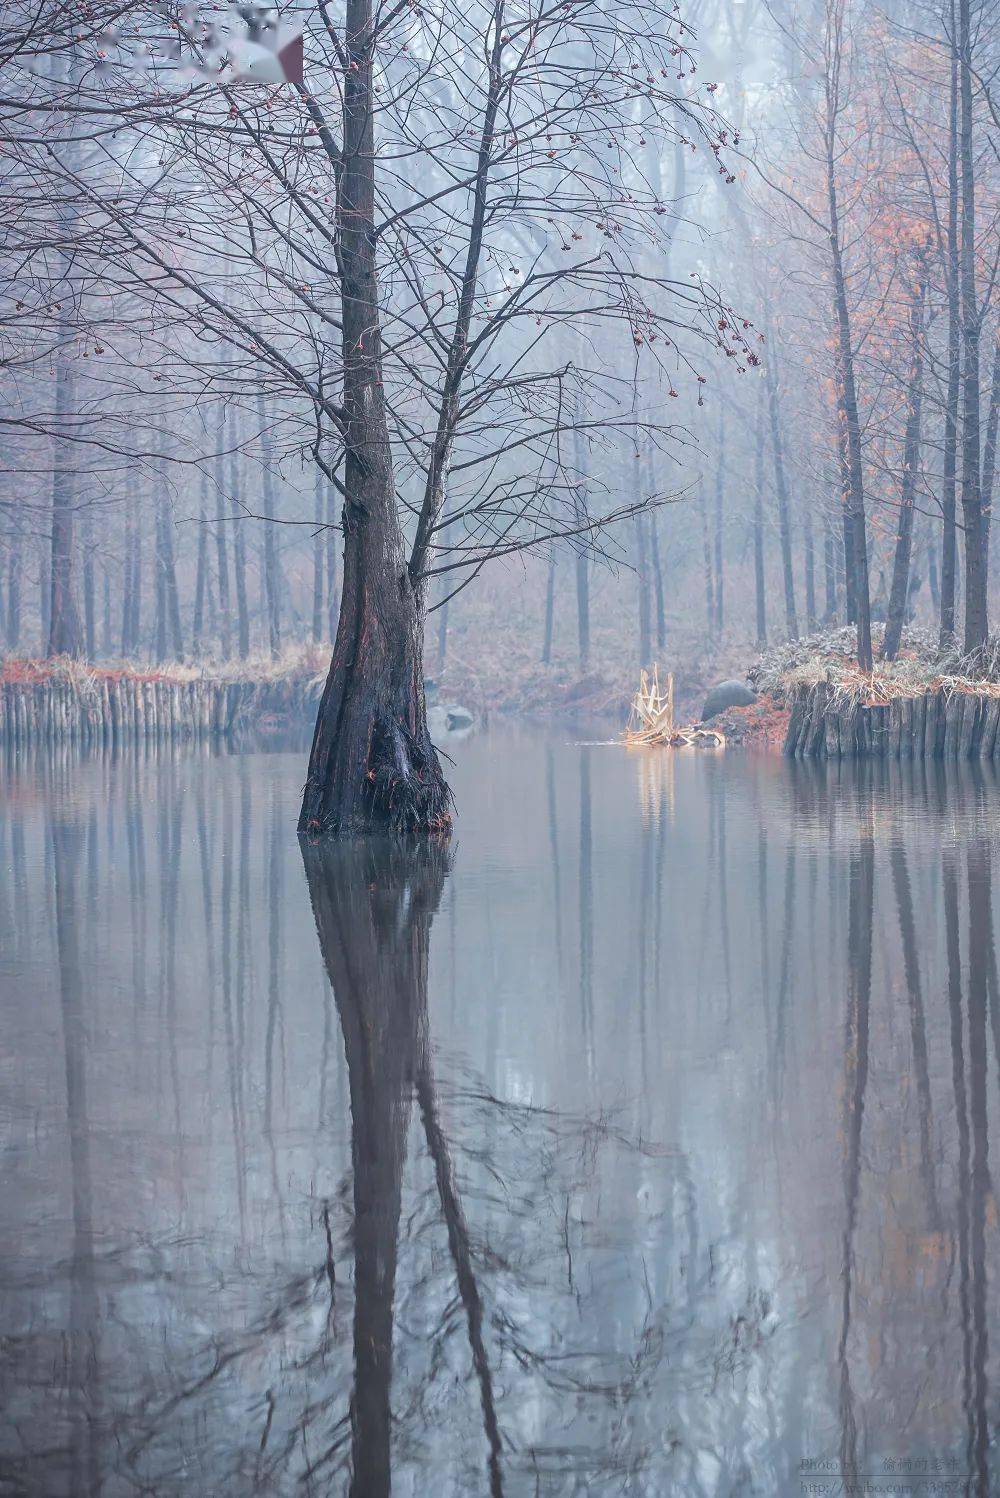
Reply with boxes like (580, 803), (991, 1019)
(702, 680), (757, 722)
(445, 703), (475, 731)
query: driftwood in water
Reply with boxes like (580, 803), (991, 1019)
(784, 682), (1000, 759)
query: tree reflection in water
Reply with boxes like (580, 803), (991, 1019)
(5, 743), (1000, 1492)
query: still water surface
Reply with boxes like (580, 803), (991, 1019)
(2, 727), (1000, 1495)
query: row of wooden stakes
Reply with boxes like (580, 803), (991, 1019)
(0, 677), (253, 747)
(784, 681), (1000, 759)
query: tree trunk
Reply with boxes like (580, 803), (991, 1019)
(940, 34), (960, 646)
(649, 512), (666, 652)
(299, 0), (449, 838)
(804, 509), (816, 630)
(958, 0), (987, 651)
(714, 406), (725, 634)
(48, 330), (82, 657)
(82, 514), (95, 660)
(883, 265), (927, 661)
(215, 408), (232, 659)
(326, 481), (339, 643)
(312, 464), (325, 644)
(982, 330), (999, 574)
(6, 537), (20, 649)
(257, 394), (283, 658)
(826, 121), (872, 670)
(753, 386), (768, 643)
(573, 422), (591, 671)
(193, 471), (208, 653)
(824, 512), (838, 622)
(635, 512), (651, 666)
(230, 441), (250, 660)
(700, 483), (715, 636)
(764, 345), (799, 640)
(541, 548), (556, 664)
(436, 590), (449, 673)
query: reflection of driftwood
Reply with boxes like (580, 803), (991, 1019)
(624, 666), (725, 749)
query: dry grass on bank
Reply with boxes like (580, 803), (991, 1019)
(0, 642), (332, 692)
(750, 625), (1000, 710)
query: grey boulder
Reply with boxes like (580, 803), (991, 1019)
(701, 680), (757, 722)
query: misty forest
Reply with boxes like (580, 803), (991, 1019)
(1, 0), (1000, 1492)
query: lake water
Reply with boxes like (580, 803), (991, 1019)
(2, 727), (999, 1496)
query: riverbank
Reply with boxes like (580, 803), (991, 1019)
(0, 650), (327, 747)
(751, 627), (1000, 760)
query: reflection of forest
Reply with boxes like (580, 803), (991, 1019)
(1, 739), (1000, 1492)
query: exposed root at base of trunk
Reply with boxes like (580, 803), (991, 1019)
(300, 713), (453, 840)
(365, 718), (454, 837)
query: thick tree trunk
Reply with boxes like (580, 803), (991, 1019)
(326, 481), (339, 643)
(883, 267), (927, 661)
(299, 0), (448, 837)
(958, 0), (987, 651)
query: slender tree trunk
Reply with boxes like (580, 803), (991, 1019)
(299, 0), (449, 837)
(700, 483), (715, 637)
(82, 514), (95, 659)
(714, 407), (725, 634)
(6, 534), (21, 649)
(804, 509), (816, 630)
(541, 549), (556, 665)
(229, 440), (250, 660)
(48, 324), (82, 657)
(215, 408), (232, 659)
(753, 386), (768, 643)
(883, 265), (927, 660)
(649, 512), (666, 652)
(635, 513), (651, 665)
(312, 465), (325, 644)
(940, 34), (960, 646)
(764, 345), (799, 640)
(824, 512), (838, 622)
(572, 422), (591, 671)
(102, 568), (111, 658)
(193, 471), (208, 653)
(957, 0), (987, 651)
(826, 136), (872, 669)
(436, 591), (449, 673)
(983, 331), (1000, 578)
(153, 440), (183, 663)
(257, 395), (283, 658)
